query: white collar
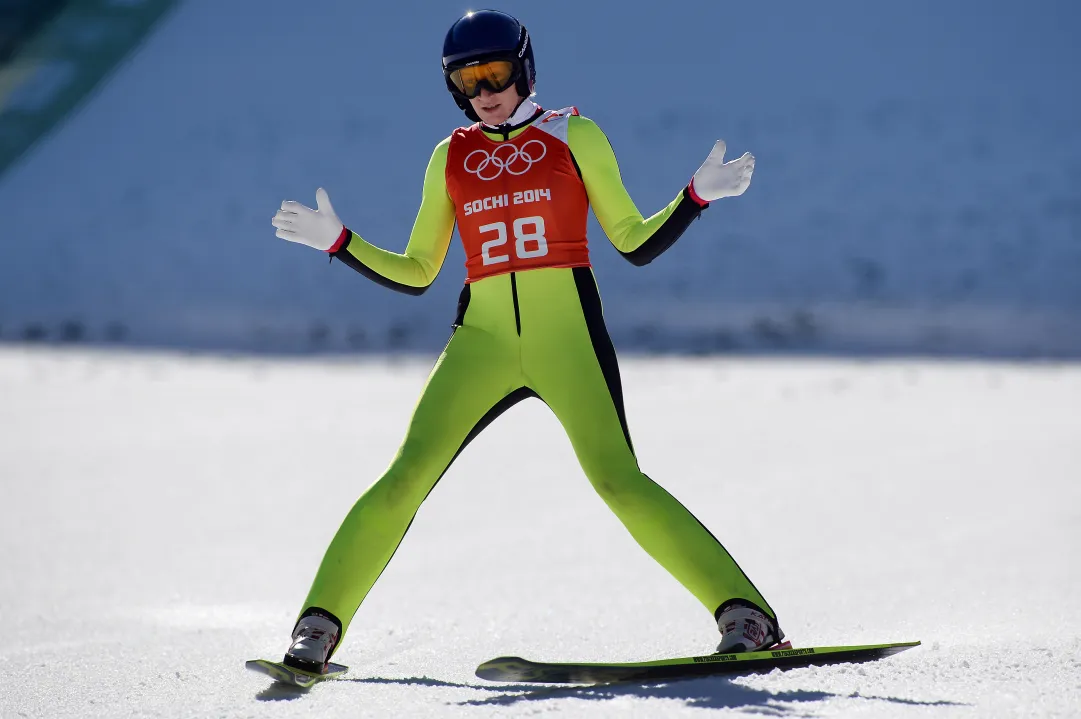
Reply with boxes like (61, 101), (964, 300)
(481, 99), (541, 130)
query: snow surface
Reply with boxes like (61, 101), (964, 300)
(1, 0), (1080, 355)
(2, 347), (1079, 717)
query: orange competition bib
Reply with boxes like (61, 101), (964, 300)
(445, 107), (591, 282)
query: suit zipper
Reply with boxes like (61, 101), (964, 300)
(510, 272), (521, 336)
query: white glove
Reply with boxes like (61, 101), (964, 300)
(690, 140), (755, 202)
(272, 187), (346, 252)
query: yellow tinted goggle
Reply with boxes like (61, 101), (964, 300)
(448, 60), (518, 98)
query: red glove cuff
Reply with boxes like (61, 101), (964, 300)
(327, 226), (350, 254)
(687, 180), (710, 208)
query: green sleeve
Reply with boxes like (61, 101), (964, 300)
(333, 138), (456, 294)
(567, 115), (707, 266)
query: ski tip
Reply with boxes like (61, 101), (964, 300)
(476, 656), (531, 681)
(479, 656), (527, 664)
(865, 640), (921, 657)
(245, 659), (349, 672)
(245, 658), (349, 687)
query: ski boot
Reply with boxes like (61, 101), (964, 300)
(716, 600), (787, 653)
(283, 612), (340, 674)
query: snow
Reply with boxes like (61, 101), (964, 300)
(1, 1), (1079, 713)
(1, 0), (1079, 355)
(2, 347), (1079, 717)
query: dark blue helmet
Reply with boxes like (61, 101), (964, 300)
(442, 10), (535, 121)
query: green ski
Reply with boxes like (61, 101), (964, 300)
(245, 659), (349, 688)
(476, 641), (920, 684)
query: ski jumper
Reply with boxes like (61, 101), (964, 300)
(303, 107), (777, 647)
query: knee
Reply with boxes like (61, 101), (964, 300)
(585, 464), (651, 510)
(368, 437), (445, 510)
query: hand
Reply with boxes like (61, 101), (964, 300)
(272, 188), (346, 252)
(690, 140), (755, 202)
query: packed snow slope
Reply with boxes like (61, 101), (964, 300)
(1, 348), (1079, 717)
(0, 0), (1079, 356)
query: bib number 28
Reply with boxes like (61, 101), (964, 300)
(480, 216), (548, 265)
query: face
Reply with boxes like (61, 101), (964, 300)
(468, 83), (522, 125)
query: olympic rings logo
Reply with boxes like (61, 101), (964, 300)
(464, 140), (547, 181)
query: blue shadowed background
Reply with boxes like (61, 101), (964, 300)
(0, 0), (1078, 356)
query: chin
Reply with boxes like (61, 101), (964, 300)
(472, 103), (508, 123)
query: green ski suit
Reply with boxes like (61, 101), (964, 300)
(298, 106), (776, 651)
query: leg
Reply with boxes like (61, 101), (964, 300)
(520, 267), (776, 619)
(300, 324), (524, 642)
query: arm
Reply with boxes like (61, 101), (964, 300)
(331, 138), (456, 295)
(567, 115), (708, 266)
